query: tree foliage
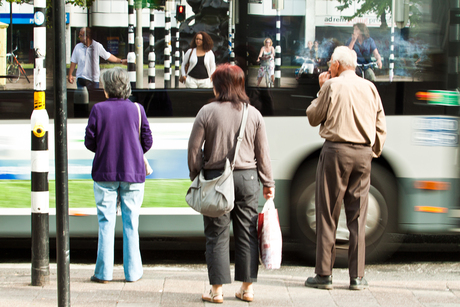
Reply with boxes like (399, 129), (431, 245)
(335, 0), (422, 28)
(0, 0), (93, 8)
(336, 0), (391, 19)
(0, 0), (30, 6)
(65, 0), (94, 8)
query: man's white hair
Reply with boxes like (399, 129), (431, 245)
(331, 46), (357, 69)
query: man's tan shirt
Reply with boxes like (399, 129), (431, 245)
(306, 70), (387, 157)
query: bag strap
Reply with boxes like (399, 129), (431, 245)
(135, 102), (141, 140)
(185, 48), (194, 75)
(232, 103), (249, 170)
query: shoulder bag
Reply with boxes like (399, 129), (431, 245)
(135, 103), (153, 176)
(186, 103), (249, 217)
(179, 48), (193, 83)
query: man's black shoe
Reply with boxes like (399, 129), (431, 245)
(305, 274), (333, 290)
(349, 277), (368, 290)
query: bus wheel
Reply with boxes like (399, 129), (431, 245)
(290, 159), (400, 267)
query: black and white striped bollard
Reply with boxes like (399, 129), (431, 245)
(31, 93), (50, 286)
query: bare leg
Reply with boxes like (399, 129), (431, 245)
(242, 282), (253, 292)
(212, 284), (223, 293)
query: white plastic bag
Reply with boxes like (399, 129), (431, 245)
(257, 199), (282, 269)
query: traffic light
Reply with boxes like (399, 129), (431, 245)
(176, 5), (186, 22)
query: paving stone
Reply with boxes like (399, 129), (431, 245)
(1, 263), (460, 306)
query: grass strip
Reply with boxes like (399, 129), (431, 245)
(0, 179), (190, 208)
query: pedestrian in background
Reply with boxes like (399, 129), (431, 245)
(313, 40), (322, 64)
(180, 31), (216, 88)
(305, 40), (315, 59)
(256, 37), (275, 86)
(68, 27), (127, 89)
(84, 67), (152, 283)
(347, 23), (382, 81)
(305, 46), (386, 290)
(187, 64), (275, 303)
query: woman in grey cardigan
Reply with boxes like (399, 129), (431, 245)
(187, 64), (275, 303)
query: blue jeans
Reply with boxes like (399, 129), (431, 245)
(93, 181), (144, 281)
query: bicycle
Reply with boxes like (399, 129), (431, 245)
(256, 54), (274, 88)
(6, 47), (30, 83)
(411, 61), (431, 82)
(261, 64), (273, 88)
(295, 56), (321, 81)
(356, 62), (378, 81)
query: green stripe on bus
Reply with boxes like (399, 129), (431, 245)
(0, 179), (191, 208)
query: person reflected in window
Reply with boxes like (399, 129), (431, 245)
(180, 31), (216, 88)
(256, 38), (275, 87)
(313, 40), (322, 64)
(305, 40), (315, 59)
(67, 27), (127, 89)
(347, 23), (382, 81)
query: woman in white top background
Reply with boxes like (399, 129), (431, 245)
(256, 38), (275, 87)
(180, 31), (216, 88)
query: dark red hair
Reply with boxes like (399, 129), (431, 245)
(210, 64), (250, 108)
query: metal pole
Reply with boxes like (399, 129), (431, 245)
(390, 0), (395, 82)
(175, 22), (180, 87)
(228, 0), (235, 65)
(164, 0), (171, 88)
(148, 8), (156, 89)
(9, 2), (13, 53)
(128, 0), (136, 89)
(53, 0), (70, 304)
(31, 0), (49, 287)
(237, 0), (249, 82)
(274, 9), (281, 87)
(136, 3), (143, 89)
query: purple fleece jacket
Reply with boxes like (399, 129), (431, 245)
(84, 98), (153, 183)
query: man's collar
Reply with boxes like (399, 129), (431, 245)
(338, 69), (356, 77)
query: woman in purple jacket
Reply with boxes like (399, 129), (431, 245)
(84, 67), (153, 283)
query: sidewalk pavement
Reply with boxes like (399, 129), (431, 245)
(1, 262), (460, 306)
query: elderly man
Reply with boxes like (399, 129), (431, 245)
(67, 27), (127, 89)
(305, 46), (386, 290)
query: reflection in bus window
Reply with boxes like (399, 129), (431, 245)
(1, 0), (460, 266)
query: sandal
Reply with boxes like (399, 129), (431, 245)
(235, 288), (254, 302)
(202, 289), (224, 304)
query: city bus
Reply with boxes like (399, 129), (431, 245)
(0, 0), (459, 265)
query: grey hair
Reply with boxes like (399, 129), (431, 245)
(100, 68), (131, 99)
(331, 46), (357, 69)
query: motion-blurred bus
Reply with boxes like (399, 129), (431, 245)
(1, 0), (459, 264)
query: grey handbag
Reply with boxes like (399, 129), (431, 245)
(186, 103), (249, 217)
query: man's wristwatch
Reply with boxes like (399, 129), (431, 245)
(119, 59), (122, 64)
